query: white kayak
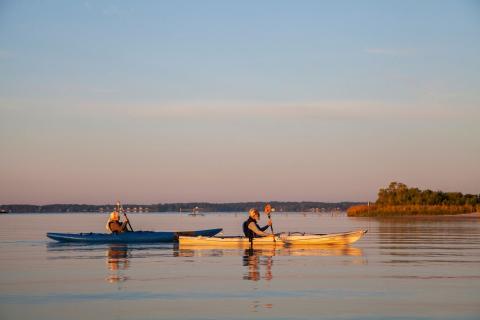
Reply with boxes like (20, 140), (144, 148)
(179, 229), (367, 247)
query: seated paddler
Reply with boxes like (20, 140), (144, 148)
(106, 207), (129, 233)
(243, 208), (273, 240)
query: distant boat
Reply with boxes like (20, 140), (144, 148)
(0, 209), (9, 214)
(188, 206), (205, 216)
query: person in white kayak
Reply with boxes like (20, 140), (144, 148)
(242, 208), (274, 241)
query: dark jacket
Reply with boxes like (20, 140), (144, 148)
(243, 217), (269, 240)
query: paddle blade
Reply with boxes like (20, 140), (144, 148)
(264, 204), (272, 215)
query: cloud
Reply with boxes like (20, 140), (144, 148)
(89, 88), (118, 95)
(5, 97), (476, 124)
(102, 4), (126, 17)
(76, 100), (477, 122)
(82, 2), (126, 18)
(364, 48), (414, 56)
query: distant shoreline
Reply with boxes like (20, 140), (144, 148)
(0, 201), (363, 214)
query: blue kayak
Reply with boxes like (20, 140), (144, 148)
(46, 228), (222, 243)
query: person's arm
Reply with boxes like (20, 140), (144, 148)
(248, 222), (270, 237)
(259, 219), (272, 231)
(259, 225), (269, 232)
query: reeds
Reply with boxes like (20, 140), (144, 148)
(347, 204), (477, 217)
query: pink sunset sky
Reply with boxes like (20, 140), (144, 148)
(1, 1), (479, 204)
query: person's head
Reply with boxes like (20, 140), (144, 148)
(248, 208), (260, 220)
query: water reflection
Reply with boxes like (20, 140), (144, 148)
(251, 300), (273, 313)
(106, 244), (130, 283)
(243, 248), (274, 281)
(175, 244), (366, 283)
(283, 245), (364, 257)
(241, 246), (366, 281)
(176, 245), (364, 258)
(374, 216), (480, 265)
(46, 242), (133, 284)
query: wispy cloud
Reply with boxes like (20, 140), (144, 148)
(5, 98), (476, 123)
(89, 88), (118, 95)
(102, 5), (122, 17)
(364, 48), (414, 56)
(83, 2), (126, 18)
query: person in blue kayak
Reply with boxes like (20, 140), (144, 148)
(106, 206), (129, 233)
(243, 208), (274, 241)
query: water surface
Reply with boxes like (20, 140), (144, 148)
(1, 212), (479, 320)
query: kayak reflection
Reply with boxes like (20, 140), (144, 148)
(46, 242), (131, 284)
(175, 244), (366, 282)
(282, 245), (364, 257)
(176, 244), (364, 258)
(106, 244), (130, 283)
(47, 242), (174, 285)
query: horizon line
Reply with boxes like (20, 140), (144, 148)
(1, 200), (366, 206)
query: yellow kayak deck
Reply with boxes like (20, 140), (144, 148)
(179, 229), (367, 247)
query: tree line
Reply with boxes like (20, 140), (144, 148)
(377, 182), (479, 206)
(348, 182), (479, 217)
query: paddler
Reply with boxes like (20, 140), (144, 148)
(106, 206), (129, 233)
(243, 208), (274, 241)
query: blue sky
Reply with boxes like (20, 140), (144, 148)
(0, 1), (479, 204)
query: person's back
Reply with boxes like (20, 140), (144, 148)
(242, 216), (257, 239)
(106, 209), (128, 233)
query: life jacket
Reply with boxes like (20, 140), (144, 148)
(106, 211), (121, 232)
(108, 221), (124, 233)
(243, 217), (265, 240)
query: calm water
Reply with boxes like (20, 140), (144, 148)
(1, 212), (479, 320)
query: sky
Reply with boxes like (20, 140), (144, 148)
(0, 0), (479, 204)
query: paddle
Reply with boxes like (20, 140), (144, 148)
(264, 204), (275, 242)
(117, 201), (134, 232)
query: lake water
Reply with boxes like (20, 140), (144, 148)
(1, 212), (479, 320)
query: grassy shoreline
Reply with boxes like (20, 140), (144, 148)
(347, 204), (478, 217)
